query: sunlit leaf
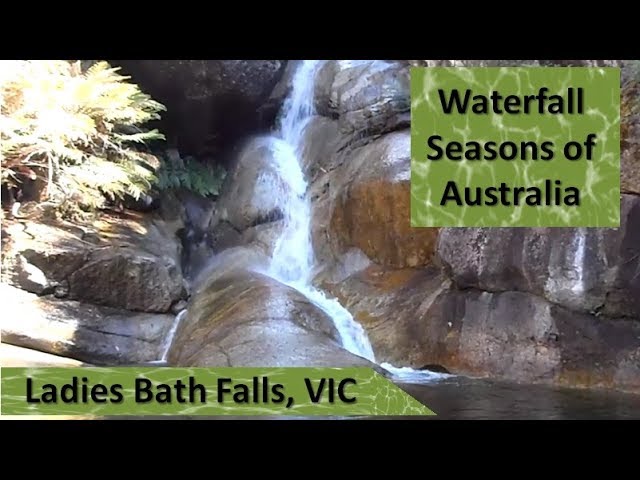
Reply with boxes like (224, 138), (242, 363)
(1, 60), (167, 211)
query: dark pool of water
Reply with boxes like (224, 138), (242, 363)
(396, 376), (640, 420)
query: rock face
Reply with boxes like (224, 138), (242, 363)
(1, 211), (186, 313)
(437, 195), (640, 319)
(315, 131), (439, 270)
(0, 172), (203, 367)
(325, 265), (640, 393)
(308, 126), (438, 283)
(315, 60), (410, 139)
(168, 268), (377, 369)
(322, 265), (451, 367)
(213, 137), (287, 232)
(112, 60), (287, 160)
(305, 61), (438, 276)
(622, 61), (640, 195)
(1, 283), (175, 364)
(205, 136), (295, 263)
(0, 343), (91, 367)
(239, 221), (284, 258)
(303, 58), (640, 393)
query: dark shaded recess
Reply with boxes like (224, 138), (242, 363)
(109, 60), (287, 167)
(108, 60), (180, 149)
(210, 93), (269, 161)
(250, 208), (284, 227)
(419, 364), (451, 374)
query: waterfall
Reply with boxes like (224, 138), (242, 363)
(260, 60), (448, 383)
(264, 60), (376, 362)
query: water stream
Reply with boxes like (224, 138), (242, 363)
(263, 60), (376, 362)
(259, 60), (446, 383)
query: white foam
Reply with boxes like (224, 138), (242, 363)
(381, 363), (452, 384)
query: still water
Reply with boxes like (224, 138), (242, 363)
(396, 377), (640, 420)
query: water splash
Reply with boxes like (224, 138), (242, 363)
(381, 363), (453, 384)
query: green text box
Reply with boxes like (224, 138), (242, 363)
(0, 367), (435, 417)
(411, 67), (620, 227)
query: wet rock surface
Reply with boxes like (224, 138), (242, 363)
(310, 131), (439, 272)
(325, 266), (640, 393)
(437, 194), (640, 319)
(212, 137), (288, 233)
(168, 269), (378, 370)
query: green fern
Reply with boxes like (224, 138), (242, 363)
(1, 60), (166, 210)
(155, 155), (226, 198)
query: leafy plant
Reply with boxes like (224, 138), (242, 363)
(155, 154), (226, 197)
(1, 60), (166, 210)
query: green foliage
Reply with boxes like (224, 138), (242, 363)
(1, 60), (166, 210)
(155, 156), (226, 197)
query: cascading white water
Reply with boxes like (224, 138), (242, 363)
(264, 60), (376, 361)
(260, 60), (448, 383)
